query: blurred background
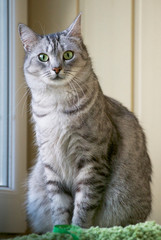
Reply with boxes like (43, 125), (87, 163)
(0, 0), (161, 234)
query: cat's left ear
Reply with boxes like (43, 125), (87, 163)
(66, 13), (82, 38)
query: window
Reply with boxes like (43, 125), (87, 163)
(0, 0), (9, 187)
(0, 0), (27, 233)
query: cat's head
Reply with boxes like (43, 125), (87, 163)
(18, 14), (90, 91)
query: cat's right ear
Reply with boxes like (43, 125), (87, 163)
(18, 24), (40, 52)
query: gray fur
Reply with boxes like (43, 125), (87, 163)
(18, 14), (152, 233)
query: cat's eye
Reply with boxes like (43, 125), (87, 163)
(63, 51), (74, 60)
(38, 53), (49, 62)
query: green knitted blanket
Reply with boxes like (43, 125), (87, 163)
(9, 221), (161, 240)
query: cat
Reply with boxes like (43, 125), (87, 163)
(18, 14), (152, 233)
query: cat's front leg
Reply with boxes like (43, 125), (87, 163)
(44, 164), (73, 226)
(72, 164), (108, 228)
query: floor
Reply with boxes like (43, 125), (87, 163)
(0, 230), (30, 239)
(0, 234), (23, 239)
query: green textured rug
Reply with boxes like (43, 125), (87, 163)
(9, 221), (161, 240)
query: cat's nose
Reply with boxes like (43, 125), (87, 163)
(52, 67), (62, 74)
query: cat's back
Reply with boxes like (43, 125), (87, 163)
(105, 95), (143, 140)
(105, 95), (137, 125)
(104, 95), (151, 173)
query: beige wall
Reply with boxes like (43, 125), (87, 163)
(80, 0), (132, 110)
(28, 0), (78, 33)
(28, 0), (161, 225)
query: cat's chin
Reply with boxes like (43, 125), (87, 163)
(44, 77), (69, 87)
(50, 76), (64, 81)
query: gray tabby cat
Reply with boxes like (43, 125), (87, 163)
(18, 14), (152, 233)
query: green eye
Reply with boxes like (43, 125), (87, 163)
(63, 51), (74, 60)
(38, 53), (49, 62)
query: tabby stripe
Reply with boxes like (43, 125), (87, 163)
(45, 35), (52, 52)
(47, 180), (60, 186)
(76, 159), (86, 170)
(77, 178), (94, 186)
(47, 180), (61, 194)
(33, 111), (49, 118)
(80, 52), (89, 61)
(66, 37), (87, 54)
(53, 208), (71, 217)
(63, 79), (97, 115)
(55, 33), (60, 42)
(76, 178), (100, 188)
(98, 172), (108, 178)
(53, 37), (57, 54)
(44, 163), (58, 175)
(76, 158), (98, 171)
(86, 191), (101, 199)
(76, 157), (108, 173)
(46, 35), (54, 49)
(78, 203), (98, 212)
(94, 185), (106, 194)
(76, 180), (106, 193)
(44, 163), (54, 171)
(39, 140), (48, 147)
(91, 167), (108, 178)
(74, 213), (86, 225)
(78, 134), (98, 143)
(63, 89), (95, 115)
(46, 178), (72, 196)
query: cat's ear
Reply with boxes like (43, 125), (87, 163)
(18, 24), (41, 52)
(66, 13), (82, 38)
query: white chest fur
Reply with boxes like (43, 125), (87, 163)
(32, 96), (80, 184)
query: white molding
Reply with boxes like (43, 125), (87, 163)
(9, 0), (16, 191)
(134, 0), (143, 119)
(0, 0), (8, 186)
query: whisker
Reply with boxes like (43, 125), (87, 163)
(66, 71), (89, 97)
(65, 69), (79, 73)
(35, 21), (46, 35)
(66, 70), (96, 86)
(16, 82), (28, 96)
(72, 78), (86, 98)
(42, 71), (51, 78)
(16, 88), (29, 112)
(68, 82), (77, 107)
(22, 88), (30, 116)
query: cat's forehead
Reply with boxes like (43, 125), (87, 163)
(44, 33), (79, 52)
(32, 32), (79, 55)
(32, 34), (60, 53)
(45, 34), (60, 52)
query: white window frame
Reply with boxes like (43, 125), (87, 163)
(0, 0), (9, 187)
(0, 0), (27, 233)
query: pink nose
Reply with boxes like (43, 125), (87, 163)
(52, 67), (62, 74)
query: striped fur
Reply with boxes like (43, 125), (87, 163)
(19, 14), (152, 233)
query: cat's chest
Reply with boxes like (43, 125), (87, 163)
(33, 105), (81, 154)
(33, 109), (70, 142)
(34, 110), (76, 175)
